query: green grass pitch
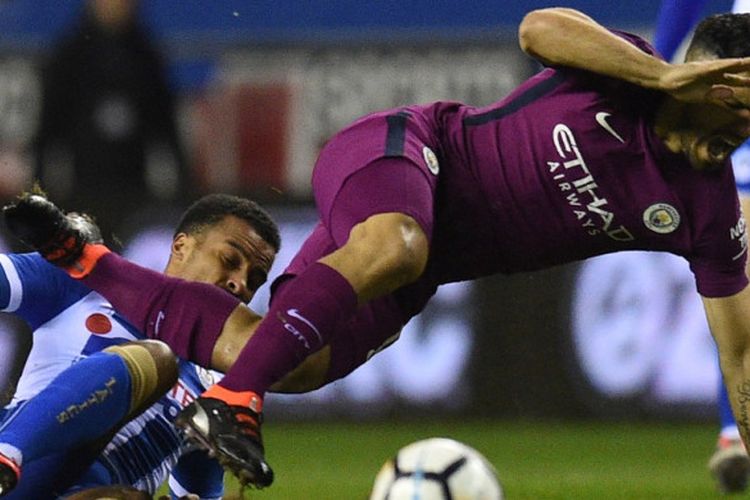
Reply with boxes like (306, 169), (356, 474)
(157, 419), (729, 499)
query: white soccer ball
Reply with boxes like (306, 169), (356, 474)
(369, 437), (503, 500)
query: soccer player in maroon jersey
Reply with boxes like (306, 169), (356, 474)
(8, 8), (750, 489)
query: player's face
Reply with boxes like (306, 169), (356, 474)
(680, 54), (750, 170)
(682, 103), (749, 170)
(169, 215), (276, 303)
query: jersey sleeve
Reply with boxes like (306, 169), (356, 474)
(0, 252), (90, 329)
(687, 167), (749, 297)
(553, 30), (663, 99)
(167, 449), (224, 500)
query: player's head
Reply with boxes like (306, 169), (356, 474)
(685, 13), (750, 62)
(165, 194), (280, 303)
(670, 13), (750, 171)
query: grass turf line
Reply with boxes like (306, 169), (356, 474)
(157, 419), (724, 499)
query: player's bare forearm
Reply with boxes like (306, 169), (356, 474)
(518, 8), (750, 109)
(518, 8), (667, 88)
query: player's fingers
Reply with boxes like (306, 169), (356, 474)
(707, 84), (750, 105)
(725, 87), (750, 115)
(704, 86), (750, 116)
(723, 73), (750, 86)
(713, 57), (750, 74)
(691, 58), (750, 86)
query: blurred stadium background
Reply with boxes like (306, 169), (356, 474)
(0, 0), (741, 497)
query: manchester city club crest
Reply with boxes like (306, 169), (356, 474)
(643, 203), (681, 234)
(422, 146), (440, 175)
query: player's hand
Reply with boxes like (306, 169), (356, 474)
(659, 58), (750, 114)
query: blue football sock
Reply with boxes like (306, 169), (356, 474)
(0, 351), (132, 465)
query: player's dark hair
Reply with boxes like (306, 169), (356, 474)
(174, 194), (281, 252)
(687, 13), (750, 59)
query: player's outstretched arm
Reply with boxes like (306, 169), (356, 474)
(518, 7), (750, 110)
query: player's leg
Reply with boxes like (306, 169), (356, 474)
(268, 214), (438, 392)
(0, 340), (177, 495)
(212, 154), (434, 393)
(3, 192), (246, 368)
(709, 379), (750, 493)
(0, 451), (69, 499)
(271, 274), (436, 393)
(3, 122), (439, 487)
(178, 153), (436, 487)
(711, 167), (750, 492)
(0, 423), (128, 499)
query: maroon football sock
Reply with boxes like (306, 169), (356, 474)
(82, 252), (240, 366)
(218, 262), (357, 396)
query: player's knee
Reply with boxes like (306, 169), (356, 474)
(348, 213), (429, 285)
(103, 340), (178, 419)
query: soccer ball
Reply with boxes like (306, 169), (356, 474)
(369, 437), (503, 500)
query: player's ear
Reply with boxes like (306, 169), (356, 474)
(171, 233), (193, 262)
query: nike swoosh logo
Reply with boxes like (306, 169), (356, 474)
(287, 308), (323, 344)
(595, 112), (625, 143)
(154, 310), (165, 335)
